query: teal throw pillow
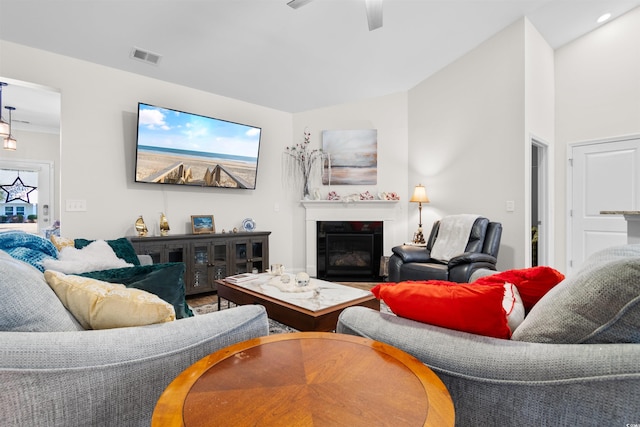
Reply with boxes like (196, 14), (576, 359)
(75, 237), (140, 266)
(79, 263), (193, 318)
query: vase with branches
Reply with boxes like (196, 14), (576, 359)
(284, 129), (326, 199)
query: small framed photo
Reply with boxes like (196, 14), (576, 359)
(191, 215), (215, 234)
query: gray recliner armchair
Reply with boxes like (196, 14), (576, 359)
(388, 216), (502, 283)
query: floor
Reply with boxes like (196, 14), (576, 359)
(186, 281), (378, 307)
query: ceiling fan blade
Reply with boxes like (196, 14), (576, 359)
(365, 0), (383, 31)
(287, 0), (314, 9)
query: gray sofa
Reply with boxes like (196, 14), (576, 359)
(0, 249), (269, 427)
(337, 244), (640, 426)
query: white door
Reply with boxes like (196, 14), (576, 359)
(569, 137), (640, 272)
(0, 160), (54, 235)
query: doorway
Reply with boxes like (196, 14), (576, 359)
(0, 77), (61, 236)
(531, 139), (549, 267)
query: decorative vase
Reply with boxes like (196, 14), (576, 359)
(284, 128), (325, 200)
(303, 180), (311, 199)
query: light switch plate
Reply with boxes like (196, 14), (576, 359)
(66, 199), (87, 211)
(506, 200), (515, 212)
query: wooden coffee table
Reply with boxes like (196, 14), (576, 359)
(152, 332), (455, 426)
(215, 274), (379, 331)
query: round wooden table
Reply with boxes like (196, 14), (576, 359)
(152, 332), (455, 426)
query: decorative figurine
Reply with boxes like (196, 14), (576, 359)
(135, 215), (148, 237)
(159, 213), (170, 236)
(295, 272), (310, 287)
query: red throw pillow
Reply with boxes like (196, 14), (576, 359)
(473, 266), (565, 311)
(372, 281), (513, 339)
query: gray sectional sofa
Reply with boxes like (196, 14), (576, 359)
(0, 248), (269, 426)
(338, 244), (640, 426)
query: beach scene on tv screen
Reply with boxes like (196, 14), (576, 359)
(135, 104), (261, 189)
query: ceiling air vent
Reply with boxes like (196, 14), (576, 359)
(130, 47), (162, 65)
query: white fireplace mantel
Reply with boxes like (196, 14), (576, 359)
(302, 200), (401, 276)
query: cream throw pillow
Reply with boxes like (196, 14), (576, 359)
(44, 270), (176, 329)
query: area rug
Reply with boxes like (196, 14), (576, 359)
(190, 298), (391, 334)
(191, 299), (298, 334)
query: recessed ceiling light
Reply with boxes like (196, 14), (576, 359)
(597, 12), (612, 24)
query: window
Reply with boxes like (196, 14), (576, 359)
(0, 168), (41, 233)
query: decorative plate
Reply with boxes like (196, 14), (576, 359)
(242, 218), (256, 232)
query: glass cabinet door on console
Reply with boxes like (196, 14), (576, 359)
(165, 242), (187, 292)
(231, 237), (268, 275)
(134, 241), (165, 264)
(165, 242), (185, 264)
(211, 241), (228, 281)
(188, 239), (230, 295)
(190, 242), (217, 294)
(133, 241), (185, 265)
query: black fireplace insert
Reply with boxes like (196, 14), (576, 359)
(316, 221), (383, 281)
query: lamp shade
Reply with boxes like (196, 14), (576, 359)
(410, 184), (430, 203)
(3, 135), (17, 150)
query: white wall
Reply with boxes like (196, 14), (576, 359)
(0, 41), (297, 268)
(408, 19), (525, 270)
(406, 18), (554, 271)
(555, 7), (640, 268)
(291, 92), (409, 269)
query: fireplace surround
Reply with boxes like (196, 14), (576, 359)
(302, 200), (400, 278)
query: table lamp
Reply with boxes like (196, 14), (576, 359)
(410, 184), (430, 244)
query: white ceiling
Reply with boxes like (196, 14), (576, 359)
(1, 0), (639, 133)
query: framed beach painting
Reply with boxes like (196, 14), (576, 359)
(321, 129), (377, 185)
(191, 215), (215, 234)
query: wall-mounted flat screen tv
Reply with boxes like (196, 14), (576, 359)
(135, 102), (262, 189)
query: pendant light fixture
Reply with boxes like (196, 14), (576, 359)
(3, 106), (17, 151)
(0, 82), (10, 138)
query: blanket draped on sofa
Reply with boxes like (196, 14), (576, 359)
(0, 231), (57, 271)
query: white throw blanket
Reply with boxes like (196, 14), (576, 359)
(42, 240), (133, 274)
(430, 214), (480, 262)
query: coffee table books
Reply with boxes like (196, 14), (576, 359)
(224, 273), (259, 284)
